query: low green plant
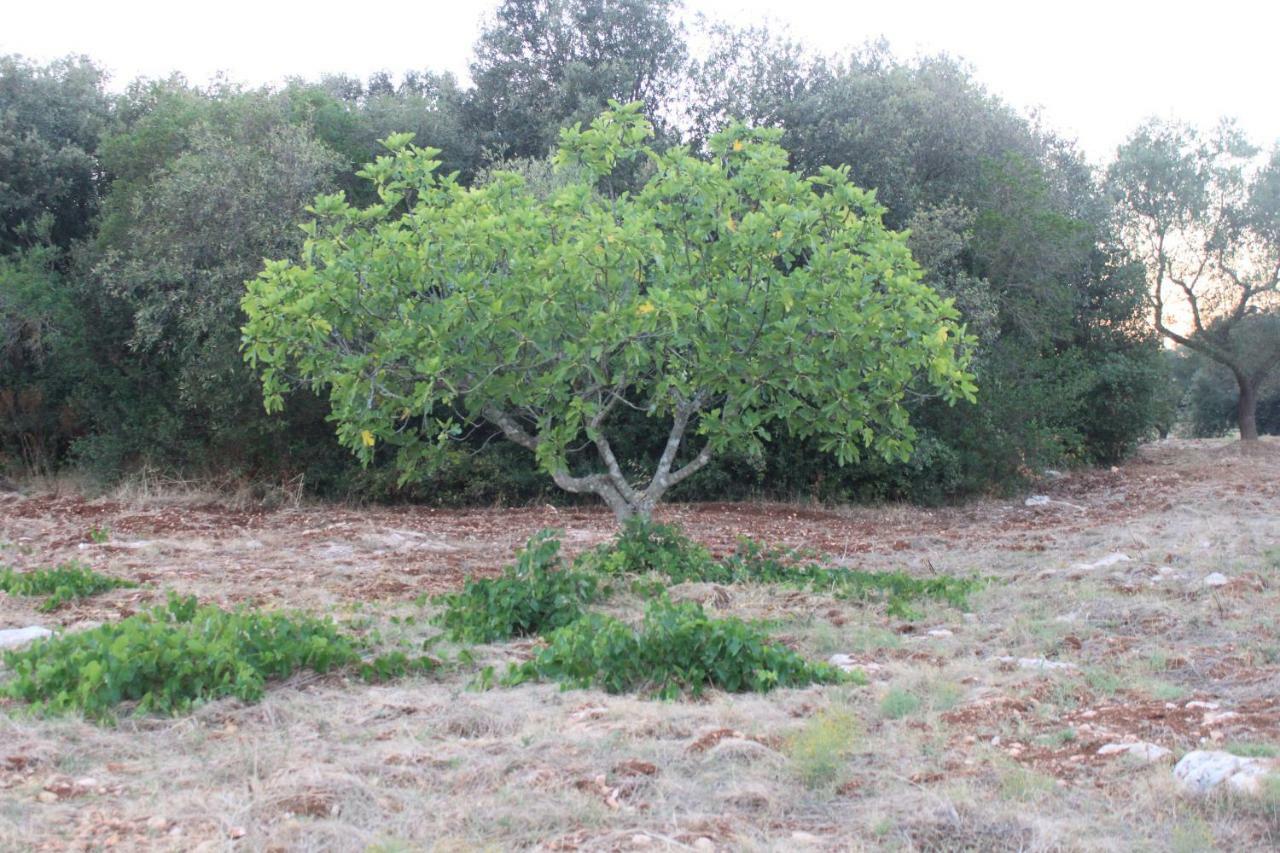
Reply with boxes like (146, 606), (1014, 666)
(1224, 742), (1280, 758)
(787, 706), (860, 788)
(0, 563), (137, 612)
(507, 598), (847, 698)
(577, 518), (716, 580)
(436, 530), (601, 643)
(582, 520), (981, 618)
(880, 687), (922, 719)
(88, 526), (110, 544)
(0, 594), (436, 719)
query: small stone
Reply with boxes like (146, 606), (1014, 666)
(995, 656), (1077, 671)
(790, 831), (822, 845)
(630, 834), (653, 847)
(1097, 741), (1172, 762)
(0, 626), (53, 650)
(926, 628), (954, 638)
(37, 791), (57, 803)
(147, 816), (169, 831)
(1073, 553), (1132, 571)
(828, 654), (881, 673)
(704, 738), (785, 764)
(1024, 495), (1051, 506)
(1203, 711), (1239, 726)
(692, 839), (715, 851)
(1202, 573), (1230, 588)
(1185, 701), (1220, 710)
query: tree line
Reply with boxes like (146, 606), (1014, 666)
(1, 0), (1275, 504)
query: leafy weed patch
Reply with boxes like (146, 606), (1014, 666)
(0, 562), (137, 612)
(1, 594), (436, 720)
(506, 598), (850, 698)
(580, 518), (980, 617)
(435, 530), (601, 642)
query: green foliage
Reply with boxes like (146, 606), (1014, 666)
(88, 94), (344, 474)
(1178, 317), (1280, 438)
(243, 103), (974, 520)
(0, 55), (112, 254)
(355, 650), (439, 684)
(582, 518), (980, 617)
(687, 35), (1165, 490)
(0, 595), (368, 718)
(1110, 120), (1280, 440)
(577, 517), (714, 579)
(435, 530), (601, 643)
(0, 563), (136, 612)
(467, 0), (688, 159)
(507, 597), (846, 698)
(1224, 742), (1280, 759)
(879, 687), (922, 719)
(0, 245), (96, 474)
(787, 706), (860, 788)
(2, 27), (1172, 502)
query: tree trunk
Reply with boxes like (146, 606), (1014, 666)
(1236, 375), (1259, 442)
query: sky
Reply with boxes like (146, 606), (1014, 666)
(5, 0), (1278, 164)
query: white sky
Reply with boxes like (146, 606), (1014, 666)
(5, 0), (1277, 164)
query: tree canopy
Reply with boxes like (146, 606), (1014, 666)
(1110, 119), (1280, 441)
(243, 105), (975, 519)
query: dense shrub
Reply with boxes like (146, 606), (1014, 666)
(507, 598), (848, 698)
(1, 28), (1168, 501)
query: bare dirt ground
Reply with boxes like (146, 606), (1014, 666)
(1, 438), (1278, 851)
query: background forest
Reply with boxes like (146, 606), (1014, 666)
(1, 0), (1272, 506)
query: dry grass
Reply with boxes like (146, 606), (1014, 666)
(1, 438), (1278, 850)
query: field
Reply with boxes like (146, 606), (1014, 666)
(1, 438), (1278, 851)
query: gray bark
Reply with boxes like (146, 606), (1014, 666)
(483, 398), (713, 523)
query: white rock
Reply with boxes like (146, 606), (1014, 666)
(995, 656), (1077, 671)
(1185, 701), (1219, 710)
(1202, 711), (1240, 726)
(926, 628), (954, 638)
(1174, 750), (1280, 795)
(1024, 495), (1052, 506)
(0, 626), (52, 649)
(1073, 553), (1132, 571)
(1098, 742), (1172, 762)
(827, 654), (883, 675)
(1202, 573), (1230, 588)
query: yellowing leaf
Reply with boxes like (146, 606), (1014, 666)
(727, 217), (737, 232)
(636, 300), (656, 316)
(732, 140), (744, 152)
(935, 327), (949, 345)
(361, 430), (376, 447)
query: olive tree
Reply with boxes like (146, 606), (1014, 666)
(1110, 120), (1280, 442)
(242, 105), (975, 520)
